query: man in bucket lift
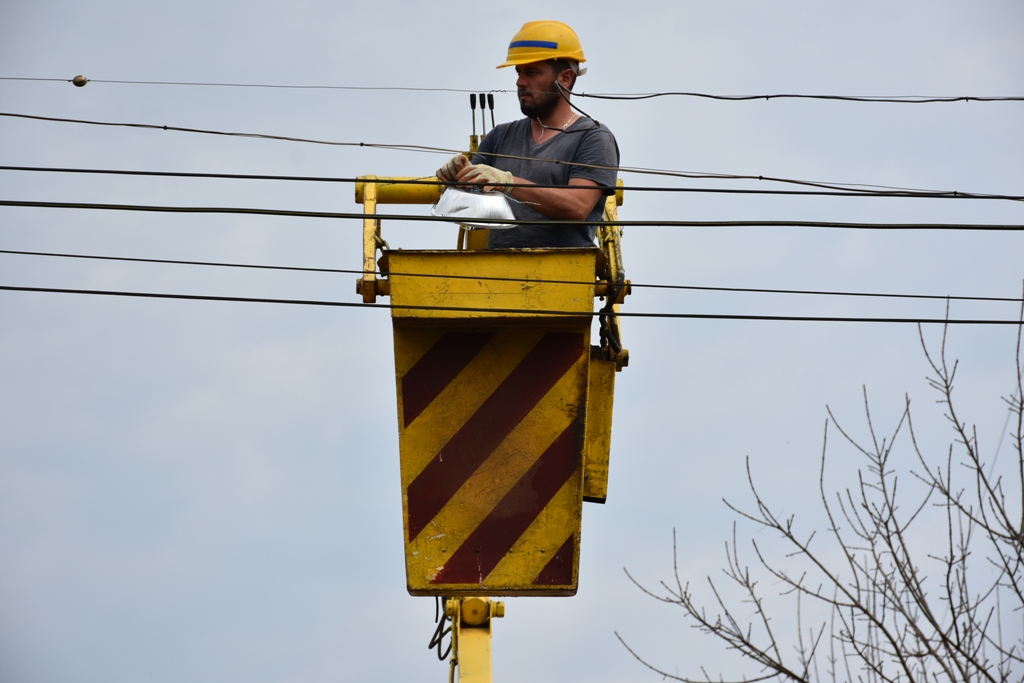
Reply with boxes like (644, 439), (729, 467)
(435, 21), (619, 249)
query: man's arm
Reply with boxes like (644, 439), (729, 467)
(505, 176), (603, 221)
(455, 166), (603, 221)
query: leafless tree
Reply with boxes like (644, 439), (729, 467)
(620, 306), (1024, 683)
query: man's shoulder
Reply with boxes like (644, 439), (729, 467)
(477, 118), (531, 160)
(488, 117), (530, 140)
(570, 117), (616, 141)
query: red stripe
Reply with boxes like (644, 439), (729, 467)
(430, 422), (580, 585)
(406, 332), (584, 541)
(401, 331), (495, 428)
(532, 534), (575, 585)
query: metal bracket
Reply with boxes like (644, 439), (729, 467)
(444, 597), (505, 683)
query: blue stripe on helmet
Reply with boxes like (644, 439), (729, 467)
(509, 40), (558, 50)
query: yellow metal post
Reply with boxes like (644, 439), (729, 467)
(355, 177), (443, 205)
(356, 176), (380, 303)
(582, 181), (628, 503)
(446, 597), (504, 683)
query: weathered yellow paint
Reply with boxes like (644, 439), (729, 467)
(457, 626), (493, 683)
(391, 326), (446, 378)
(354, 176), (443, 205)
(353, 168), (631, 600)
(390, 253), (596, 595)
(397, 323), (589, 595)
(395, 328), (547, 487)
(485, 474), (580, 588)
(388, 249), (599, 321)
(359, 178), (379, 303)
(463, 228), (490, 251)
(447, 597), (503, 683)
(583, 357), (616, 503)
(403, 350), (587, 585)
(460, 597), (491, 626)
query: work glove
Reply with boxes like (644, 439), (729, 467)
(456, 163), (515, 195)
(436, 154), (470, 183)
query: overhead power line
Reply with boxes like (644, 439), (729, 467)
(2, 198), (1023, 231)
(1, 111), (1010, 198)
(0, 110), (447, 154)
(3, 165), (1020, 202)
(0, 76), (486, 93)
(2, 284), (1022, 325)
(3, 76), (1022, 103)
(575, 91), (1024, 104)
(4, 248), (1021, 304)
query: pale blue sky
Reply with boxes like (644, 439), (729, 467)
(2, 2), (1023, 681)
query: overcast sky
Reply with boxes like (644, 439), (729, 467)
(2, 2), (1023, 682)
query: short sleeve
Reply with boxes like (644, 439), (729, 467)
(567, 127), (618, 195)
(471, 126), (504, 168)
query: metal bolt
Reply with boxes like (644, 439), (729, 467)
(461, 597), (489, 626)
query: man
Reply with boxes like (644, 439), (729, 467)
(435, 21), (619, 248)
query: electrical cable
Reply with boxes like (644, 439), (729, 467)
(428, 597), (452, 662)
(3, 111), (1014, 198)
(3, 198), (1023, 231)
(5, 165), (1020, 202)
(0, 111), (448, 155)
(4, 76), (1022, 103)
(3, 248), (1021, 304)
(2, 283), (1023, 325)
(0, 248), (348, 274)
(575, 91), (1024, 104)
(3, 164), (1021, 202)
(0, 76), (490, 93)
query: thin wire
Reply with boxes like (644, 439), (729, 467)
(4, 165), (1020, 202)
(0, 76), (496, 93)
(2, 111), (1012, 198)
(2, 283), (1022, 325)
(428, 597), (452, 661)
(3, 248), (1021, 304)
(4, 77), (1022, 103)
(3, 198), (1023, 231)
(0, 111), (449, 155)
(0, 249), (347, 274)
(575, 91), (1024, 104)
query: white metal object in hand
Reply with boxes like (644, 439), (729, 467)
(431, 189), (516, 229)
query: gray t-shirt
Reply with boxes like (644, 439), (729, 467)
(472, 117), (618, 249)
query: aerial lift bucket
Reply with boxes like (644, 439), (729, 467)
(355, 176), (626, 597)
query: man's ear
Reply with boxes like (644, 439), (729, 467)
(557, 67), (576, 91)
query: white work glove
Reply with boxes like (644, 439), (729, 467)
(436, 154), (470, 183)
(456, 163), (515, 195)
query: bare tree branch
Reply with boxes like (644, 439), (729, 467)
(624, 302), (1024, 683)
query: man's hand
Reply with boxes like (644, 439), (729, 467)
(456, 163), (515, 195)
(436, 154), (470, 183)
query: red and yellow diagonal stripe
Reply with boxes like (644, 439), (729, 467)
(394, 326), (589, 595)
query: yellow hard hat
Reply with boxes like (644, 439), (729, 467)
(497, 21), (587, 72)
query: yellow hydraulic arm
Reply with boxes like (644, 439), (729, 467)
(444, 597), (505, 683)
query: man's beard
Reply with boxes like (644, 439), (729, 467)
(519, 83), (561, 120)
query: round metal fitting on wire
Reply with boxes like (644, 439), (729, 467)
(72, 75), (88, 87)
